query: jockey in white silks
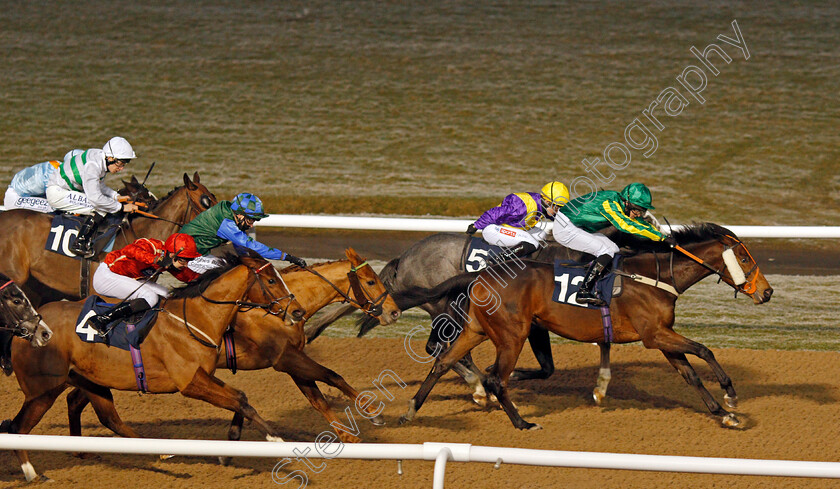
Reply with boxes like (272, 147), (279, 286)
(45, 137), (140, 258)
(466, 182), (570, 258)
(4, 149), (83, 213)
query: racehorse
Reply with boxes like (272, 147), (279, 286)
(65, 248), (401, 453)
(0, 273), (52, 354)
(0, 172), (216, 305)
(4, 253), (304, 482)
(395, 223), (773, 429)
(304, 232), (580, 403)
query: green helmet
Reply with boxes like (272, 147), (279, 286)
(620, 183), (655, 210)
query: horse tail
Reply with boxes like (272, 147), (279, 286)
(391, 271), (480, 311)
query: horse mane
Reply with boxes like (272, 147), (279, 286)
(148, 185), (183, 212)
(168, 253), (241, 299)
(611, 222), (736, 254)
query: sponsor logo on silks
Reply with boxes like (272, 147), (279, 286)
(15, 197), (49, 208)
(66, 193), (91, 205)
(500, 228), (517, 237)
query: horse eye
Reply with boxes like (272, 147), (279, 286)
(12, 299), (22, 305)
(268, 279), (276, 284)
(366, 280), (376, 286)
(200, 195), (212, 208)
(741, 257), (748, 263)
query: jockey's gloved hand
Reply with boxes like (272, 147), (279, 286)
(285, 254), (307, 268)
(157, 255), (174, 269)
(664, 235), (677, 247)
(466, 224), (477, 236)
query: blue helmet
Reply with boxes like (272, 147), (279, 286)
(230, 192), (269, 219)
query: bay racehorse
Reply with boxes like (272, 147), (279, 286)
(396, 223), (773, 430)
(65, 248), (401, 453)
(4, 253), (304, 481)
(0, 273), (53, 356)
(0, 172), (216, 305)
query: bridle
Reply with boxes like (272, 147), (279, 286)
(0, 280), (42, 339)
(303, 261), (388, 318)
(668, 235), (761, 297)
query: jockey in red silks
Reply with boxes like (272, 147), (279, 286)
(87, 233), (202, 334)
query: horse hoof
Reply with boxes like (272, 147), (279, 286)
(218, 456), (231, 466)
(36, 474), (51, 483)
(724, 394), (738, 409)
(370, 415), (386, 427)
(160, 454), (175, 461)
(472, 393), (488, 407)
(593, 390), (604, 406)
(339, 433), (362, 444)
(525, 423), (543, 431)
(721, 413), (741, 428)
(398, 415), (411, 426)
(266, 434), (285, 442)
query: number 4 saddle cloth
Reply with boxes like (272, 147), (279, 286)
(552, 256), (623, 309)
(75, 296), (159, 350)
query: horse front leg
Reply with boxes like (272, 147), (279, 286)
(400, 327), (487, 425)
(482, 330), (540, 431)
(593, 342), (611, 405)
(3, 384), (67, 482)
(291, 376), (362, 444)
(661, 351), (739, 427)
(681, 337), (738, 408)
(511, 322), (555, 381)
(274, 346), (386, 426)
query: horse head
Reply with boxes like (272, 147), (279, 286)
(344, 248), (401, 327)
(239, 252), (306, 323)
(0, 278), (52, 347)
(119, 175), (157, 208)
(670, 223), (773, 304)
(145, 172), (218, 228)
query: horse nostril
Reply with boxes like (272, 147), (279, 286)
(293, 310), (304, 320)
(764, 288), (774, 301)
(391, 310), (401, 320)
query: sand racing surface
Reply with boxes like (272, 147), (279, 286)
(0, 338), (839, 488)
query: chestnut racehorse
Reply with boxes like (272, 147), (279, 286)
(4, 253), (304, 482)
(66, 248), (402, 452)
(0, 172), (216, 305)
(396, 223), (773, 430)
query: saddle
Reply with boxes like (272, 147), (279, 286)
(460, 237), (539, 272)
(45, 213), (123, 260)
(552, 256), (624, 309)
(75, 296), (159, 350)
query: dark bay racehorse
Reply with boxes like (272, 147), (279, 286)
(4, 253), (304, 482)
(0, 172), (216, 305)
(0, 273), (52, 351)
(66, 248), (401, 452)
(396, 224), (773, 430)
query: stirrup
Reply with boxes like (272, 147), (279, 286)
(576, 290), (605, 307)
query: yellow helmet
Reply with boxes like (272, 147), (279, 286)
(540, 181), (570, 207)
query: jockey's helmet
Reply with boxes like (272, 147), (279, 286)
(164, 233), (201, 259)
(540, 181), (570, 207)
(230, 192), (269, 220)
(620, 182), (655, 210)
(103, 137), (136, 160)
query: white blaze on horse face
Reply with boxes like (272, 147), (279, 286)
(722, 249), (747, 285)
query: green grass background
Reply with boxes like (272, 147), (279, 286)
(0, 1), (837, 226)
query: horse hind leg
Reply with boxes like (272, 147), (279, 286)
(292, 376), (362, 444)
(662, 351), (739, 428)
(511, 323), (555, 381)
(178, 367), (284, 441)
(593, 342), (611, 405)
(5, 384), (67, 481)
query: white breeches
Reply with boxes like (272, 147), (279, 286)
(4, 188), (54, 213)
(93, 264), (169, 308)
(481, 223), (548, 249)
(552, 212), (620, 257)
(46, 186), (95, 215)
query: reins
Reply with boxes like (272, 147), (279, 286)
(300, 261), (388, 318)
(0, 280), (41, 339)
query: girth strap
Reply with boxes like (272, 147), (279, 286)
(614, 270), (680, 297)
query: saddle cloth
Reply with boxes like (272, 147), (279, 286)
(552, 256), (623, 309)
(74, 296), (158, 350)
(462, 237), (526, 272)
(45, 213), (121, 259)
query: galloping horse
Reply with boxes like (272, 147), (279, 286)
(0, 172), (216, 304)
(396, 223), (773, 429)
(4, 253), (304, 482)
(66, 248), (402, 451)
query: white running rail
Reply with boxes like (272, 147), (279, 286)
(1, 435), (840, 488)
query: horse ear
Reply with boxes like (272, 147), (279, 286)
(344, 247), (361, 262)
(193, 171), (200, 184)
(183, 173), (197, 190)
(130, 175), (139, 184)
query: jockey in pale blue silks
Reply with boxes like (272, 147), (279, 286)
(4, 150), (83, 213)
(466, 182), (570, 257)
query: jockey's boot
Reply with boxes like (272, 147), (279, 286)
(576, 254), (613, 307)
(506, 242), (538, 259)
(86, 299), (150, 336)
(70, 213), (105, 258)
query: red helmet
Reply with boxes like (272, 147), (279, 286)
(164, 233), (201, 259)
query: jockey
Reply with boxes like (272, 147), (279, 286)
(553, 182), (675, 306)
(466, 182), (570, 258)
(4, 149), (83, 213)
(179, 192), (307, 268)
(45, 137), (140, 257)
(87, 233), (202, 334)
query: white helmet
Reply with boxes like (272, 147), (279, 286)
(63, 149), (84, 166)
(102, 137), (136, 159)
